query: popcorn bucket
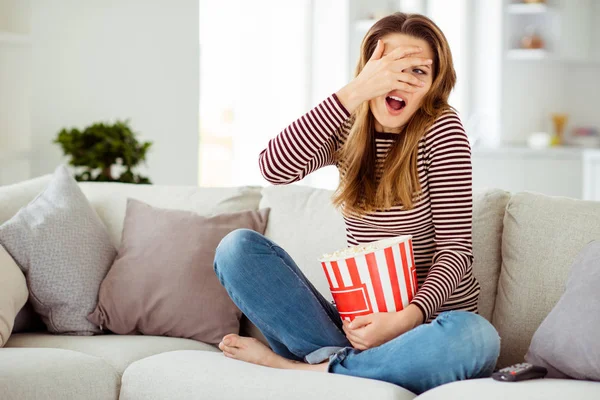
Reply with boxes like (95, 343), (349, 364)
(319, 235), (418, 321)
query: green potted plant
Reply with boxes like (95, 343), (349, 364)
(54, 120), (153, 184)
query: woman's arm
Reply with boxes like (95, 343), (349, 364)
(259, 41), (430, 185)
(258, 94), (351, 185)
(410, 111), (474, 322)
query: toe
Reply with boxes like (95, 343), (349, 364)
(223, 333), (240, 347)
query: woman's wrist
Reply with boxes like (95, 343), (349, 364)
(406, 304), (425, 327)
(394, 304), (424, 333)
(336, 81), (364, 114)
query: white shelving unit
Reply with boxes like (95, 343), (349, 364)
(473, 146), (600, 201)
(505, 0), (594, 62)
(0, 0), (32, 186)
(506, 48), (548, 60)
(507, 3), (548, 14)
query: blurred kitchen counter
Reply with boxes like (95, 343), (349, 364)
(471, 145), (600, 200)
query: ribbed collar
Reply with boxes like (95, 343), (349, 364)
(374, 131), (402, 140)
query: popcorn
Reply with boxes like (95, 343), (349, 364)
(320, 244), (377, 261)
(319, 235), (417, 321)
(319, 236), (410, 262)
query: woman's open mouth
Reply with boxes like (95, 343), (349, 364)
(385, 95), (406, 115)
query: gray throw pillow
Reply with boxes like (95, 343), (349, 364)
(525, 240), (600, 380)
(0, 165), (117, 335)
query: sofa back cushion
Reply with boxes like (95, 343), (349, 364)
(472, 189), (510, 322)
(79, 182), (263, 247)
(2, 176), (264, 333)
(493, 192), (600, 368)
(259, 185), (506, 320)
(0, 175), (52, 225)
(259, 185), (347, 302)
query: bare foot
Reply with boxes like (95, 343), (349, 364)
(218, 334), (328, 372)
(218, 334), (291, 369)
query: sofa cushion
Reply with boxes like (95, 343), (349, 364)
(119, 350), (416, 400)
(416, 377), (600, 400)
(471, 189), (510, 322)
(79, 182), (263, 247)
(526, 240), (600, 380)
(88, 200), (269, 345)
(0, 166), (117, 335)
(0, 174), (52, 333)
(0, 245), (28, 346)
(0, 174), (52, 225)
(493, 192), (600, 368)
(0, 347), (119, 400)
(259, 185), (507, 323)
(5, 333), (219, 376)
(258, 185), (347, 301)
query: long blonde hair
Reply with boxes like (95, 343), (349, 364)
(332, 13), (456, 216)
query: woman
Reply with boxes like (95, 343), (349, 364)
(213, 12), (500, 394)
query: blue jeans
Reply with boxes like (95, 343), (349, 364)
(213, 229), (500, 395)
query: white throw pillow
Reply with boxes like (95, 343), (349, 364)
(0, 244), (28, 346)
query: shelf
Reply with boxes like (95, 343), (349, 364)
(507, 3), (549, 14)
(0, 32), (31, 45)
(507, 48), (548, 60)
(473, 145), (598, 159)
(355, 19), (376, 31)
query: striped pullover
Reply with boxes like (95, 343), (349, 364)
(258, 93), (480, 323)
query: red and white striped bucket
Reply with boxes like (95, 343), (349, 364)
(319, 235), (417, 321)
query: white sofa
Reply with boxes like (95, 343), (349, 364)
(1, 175), (599, 400)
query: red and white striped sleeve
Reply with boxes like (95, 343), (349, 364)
(259, 94), (351, 185)
(411, 111), (474, 322)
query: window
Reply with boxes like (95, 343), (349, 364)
(199, 0), (312, 186)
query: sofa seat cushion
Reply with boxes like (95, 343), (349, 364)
(5, 333), (219, 375)
(417, 377), (600, 400)
(120, 350), (416, 400)
(0, 347), (120, 400)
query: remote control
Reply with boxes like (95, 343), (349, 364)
(492, 363), (548, 382)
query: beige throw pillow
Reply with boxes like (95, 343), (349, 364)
(88, 199), (270, 345)
(0, 245), (28, 346)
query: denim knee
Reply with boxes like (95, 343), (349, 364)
(439, 311), (501, 376)
(213, 228), (268, 277)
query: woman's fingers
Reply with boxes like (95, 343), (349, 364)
(393, 72), (424, 88)
(393, 81), (421, 93)
(343, 323), (367, 347)
(390, 57), (433, 72)
(370, 39), (385, 61)
(384, 45), (423, 60)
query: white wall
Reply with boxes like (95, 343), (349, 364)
(30, 0), (199, 185)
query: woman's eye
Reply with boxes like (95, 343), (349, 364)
(413, 68), (426, 75)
